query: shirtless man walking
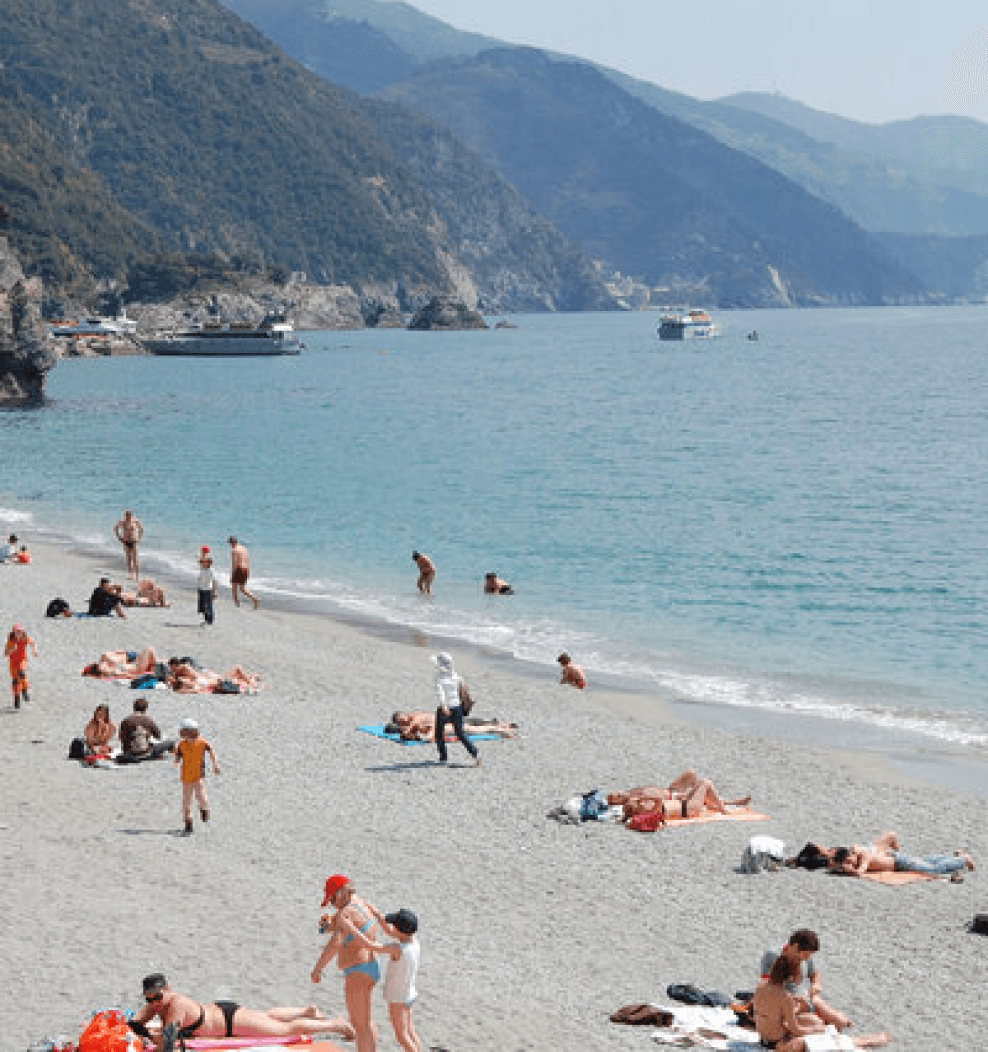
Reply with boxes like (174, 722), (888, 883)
(114, 510), (144, 579)
(228, 536), (259, 608)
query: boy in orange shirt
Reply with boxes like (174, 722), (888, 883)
(174, 718), (221, 835)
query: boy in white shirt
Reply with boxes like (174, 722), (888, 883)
(368, 905), (422, 1052)
(197, 547), (218, 626)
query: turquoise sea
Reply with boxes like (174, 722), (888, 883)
(3, 307), (987, 787)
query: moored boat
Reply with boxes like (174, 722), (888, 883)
(657, 309), (721, 340)
(50, 311), (139, 337)
(143, 313), (302, 356)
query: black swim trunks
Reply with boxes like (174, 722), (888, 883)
(214, 1000), (240, 1038)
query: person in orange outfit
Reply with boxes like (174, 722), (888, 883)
(5, 624), (38, 709)
(174, 718), (221, 835)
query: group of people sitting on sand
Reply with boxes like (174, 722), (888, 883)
(81, 646), (262, 694)
(82, 695), (177, 763)
(86, 576), (169, 617)
(753, 928), (892, 1050)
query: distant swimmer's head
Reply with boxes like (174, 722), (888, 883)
(557, 652), (571, 666)
(228, 536), (237, 546)
(412, 550), (421, 561)
(432, 652), (453, 672)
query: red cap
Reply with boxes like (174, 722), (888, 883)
(321, 873), (350, 907)
(201, 545), (210, 553)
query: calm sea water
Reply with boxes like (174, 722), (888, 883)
(3, 307), (988, 769)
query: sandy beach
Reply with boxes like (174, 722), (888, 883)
(1, 542), (985, 1052)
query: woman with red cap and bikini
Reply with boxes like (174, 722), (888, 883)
(312, 874), (388, 1052)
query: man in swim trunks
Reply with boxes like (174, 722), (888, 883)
(228, 535), (259, 608)
(114, 510), (144, 579)
(412, 550), (435, 594)
(128, 973), (354, 1048)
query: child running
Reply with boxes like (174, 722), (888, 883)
(174, 718), (221, 835)
(366, 905), (423, 1052)
(5, 624), (38, 709)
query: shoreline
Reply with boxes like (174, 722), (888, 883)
(1, 541), (985, 1051)
(19, 521), (988, 800)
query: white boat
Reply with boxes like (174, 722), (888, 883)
(143, 313), (302, 356)
(51, 311), (139, 337)
(657, 309), (721, 340)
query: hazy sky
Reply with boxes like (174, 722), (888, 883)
(405, 0), (988, 124)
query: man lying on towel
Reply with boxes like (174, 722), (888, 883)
(829, 831), (976, 879)
(385, 709), (518, 741)
(608, 769), (752, 822)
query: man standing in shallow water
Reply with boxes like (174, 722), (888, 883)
(228, 536), (259, 608)
(114, 510), (143, 579)
(412, 550), (435, 594)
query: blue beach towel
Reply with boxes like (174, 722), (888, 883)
(358, 724), (509, 745)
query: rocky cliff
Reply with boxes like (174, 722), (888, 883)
(0, 237), (58, 405)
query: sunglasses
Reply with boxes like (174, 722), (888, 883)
(145, 993), (164, 1004)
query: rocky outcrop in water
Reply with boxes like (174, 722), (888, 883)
(408, 296), (487, 331)
(0, 237), (58, 405)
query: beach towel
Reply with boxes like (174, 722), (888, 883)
(358, 723), (511, 745)
(664, 808), (770, 826)
(184, 1038), (315, 1049)
(857, 869), (938, 884)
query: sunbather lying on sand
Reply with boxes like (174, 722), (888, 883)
(83, 647), (159, 679)
(829, 831), (976, 878)
(116, 579), (169, 607)
(608, 769), (752, 821)
(166, 659), (262, 694)
(385, 709), (518, 741)
(755, 953), (891, 1051)
(128, 973), (353, 1050)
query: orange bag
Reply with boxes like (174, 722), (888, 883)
(78, 1009), (139, 1052)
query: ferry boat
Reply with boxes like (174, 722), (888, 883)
(143, 313), (302, 356)
(657, 309), (721, 340)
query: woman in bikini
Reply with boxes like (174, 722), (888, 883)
(312, 873), (387, 1052)
(85, 704), (117, 755)
(608, 769), (751, 821)
(127, 973), (354, 1048)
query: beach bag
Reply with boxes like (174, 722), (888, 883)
(580, 789), (609, 821)
(78, 1009), (140, 1052)
(666, 984), (732, 1007)
(46, 597), (71, 618)
(628, 809), (665, 832)
(970, 914), (988, 935)
(68, 737), (89, 760)
(610, 1003), (674, 1026)
(457, 680), (474, 715)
